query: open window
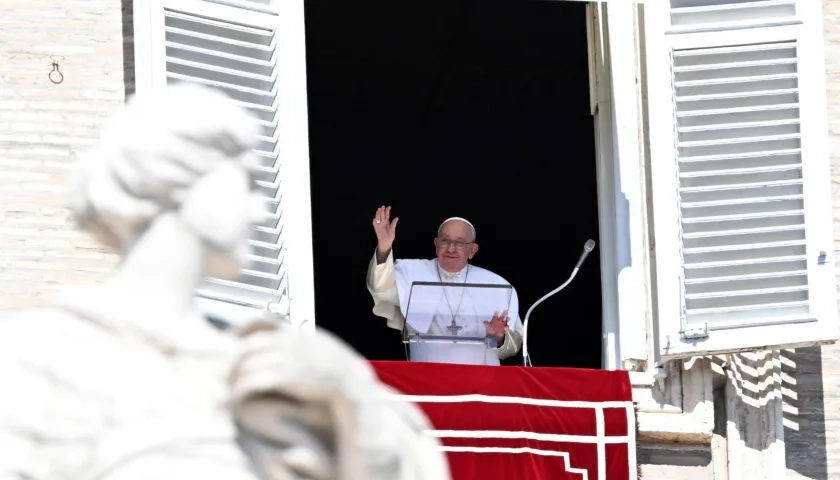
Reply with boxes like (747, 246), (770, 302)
(644, 0), (838, 360)
(305, 0), (604, 367)
(131, 0), (646, 367)
(133, 0), (316, 327)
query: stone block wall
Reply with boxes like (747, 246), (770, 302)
(0, 0), (132, 311)
(783, 1), (840, 478)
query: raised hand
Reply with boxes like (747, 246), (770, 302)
(373, 205), (399, 254)
(484, 310), (510, 342)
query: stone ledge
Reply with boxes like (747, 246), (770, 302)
(631, 371), (714, 444)
(637, 411), (713, 445)
(629, 371), (655, 387)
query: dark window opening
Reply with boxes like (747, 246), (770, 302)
(305, 0), (602, 368)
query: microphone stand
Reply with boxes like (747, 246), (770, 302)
(522, 239), (596, 367)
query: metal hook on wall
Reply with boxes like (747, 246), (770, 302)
(49, 55), (64, 84)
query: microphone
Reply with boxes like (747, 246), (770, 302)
(574, 239), (596, 270)
(522, 239), (597, 367)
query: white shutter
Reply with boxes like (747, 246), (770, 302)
(134, 0), (316, 325)
(668, 0), (798, 32)
(645, 1), (838, 359)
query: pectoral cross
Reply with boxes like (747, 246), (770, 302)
(446, 319), (463, 335)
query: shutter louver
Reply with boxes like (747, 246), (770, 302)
(669, 0), (797, 32)
(674, 41), (809, 328)
(201, 0), (278, 14)
(162, 6), (287, 308)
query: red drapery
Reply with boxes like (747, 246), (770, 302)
(371, 361), (636, 480)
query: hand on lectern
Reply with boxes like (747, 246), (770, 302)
(373, 206), (399, 254)
(484, 310), (510, 341)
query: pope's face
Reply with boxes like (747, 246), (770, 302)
(434, 220), (478, 273)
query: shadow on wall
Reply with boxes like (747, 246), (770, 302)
(122, 0), (135, 98)
(638, 444), (713, 479)
(783, 347), (829, 479)
(716, 350), (828, 479)
(641, 350), (829, 479)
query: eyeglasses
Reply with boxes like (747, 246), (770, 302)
(438, 238), (473, 250)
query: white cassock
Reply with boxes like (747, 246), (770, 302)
(367, 250), (523, 366)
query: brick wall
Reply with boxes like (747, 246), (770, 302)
(0, 0), (133, 311)
(783, 1), (840, 478)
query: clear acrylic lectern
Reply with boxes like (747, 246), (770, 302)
(401, 281), (513, 366)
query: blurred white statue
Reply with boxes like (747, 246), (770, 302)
(0, 84), (451, 480)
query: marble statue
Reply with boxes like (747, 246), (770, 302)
(0, 84), (451, 480)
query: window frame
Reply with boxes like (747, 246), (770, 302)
(644, 1), (838, 360)
(589, 2), (652, 370)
